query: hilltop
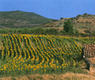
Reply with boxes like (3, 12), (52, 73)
(45, 13), (95, 34)
(0, 11), (53, 27)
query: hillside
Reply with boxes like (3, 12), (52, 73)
(0, 11), (53, 27)
(45, 13), (95, 34)
(0, 12), (95, 35)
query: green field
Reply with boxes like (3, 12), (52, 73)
(0, 34), (94, 76)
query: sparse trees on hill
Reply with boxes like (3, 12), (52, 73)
(64, 20), (73, 33)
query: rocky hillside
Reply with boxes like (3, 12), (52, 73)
(0, 11), (53, 27)
(45, 13), (95, 34)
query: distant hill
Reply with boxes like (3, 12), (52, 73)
(45, 13), (95, 34)
(0, 11), (54, 27)
(0, 11), (95, 35)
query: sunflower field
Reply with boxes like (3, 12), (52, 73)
(0, 34), (93, 75)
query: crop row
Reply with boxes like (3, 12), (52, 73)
(0, 34), (82, 74)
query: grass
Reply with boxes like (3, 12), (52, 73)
(0, 72), (95, 80)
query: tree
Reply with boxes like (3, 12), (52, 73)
(76, 14), (81, 18)
(83, 13), (88, 16)
(64, 20), (73, 33)
(60, 17), (64, 20)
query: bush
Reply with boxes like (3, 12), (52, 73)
(44, 29), (58, 35)
(64, 20), (73, 33)
(32, 28), (45, 34)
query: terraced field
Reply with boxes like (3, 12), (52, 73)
(0, 34), (94, 75)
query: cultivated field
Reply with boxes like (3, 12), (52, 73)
(0, 34), (94, 77)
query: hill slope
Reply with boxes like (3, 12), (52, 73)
(45, 13), (95, 34)
(0, 11), (53, 27)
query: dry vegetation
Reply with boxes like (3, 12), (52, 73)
(45, 14), (95, 34)
(0, 73), (95, 80)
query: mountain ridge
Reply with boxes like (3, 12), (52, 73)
(0, 11), (54, 27)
